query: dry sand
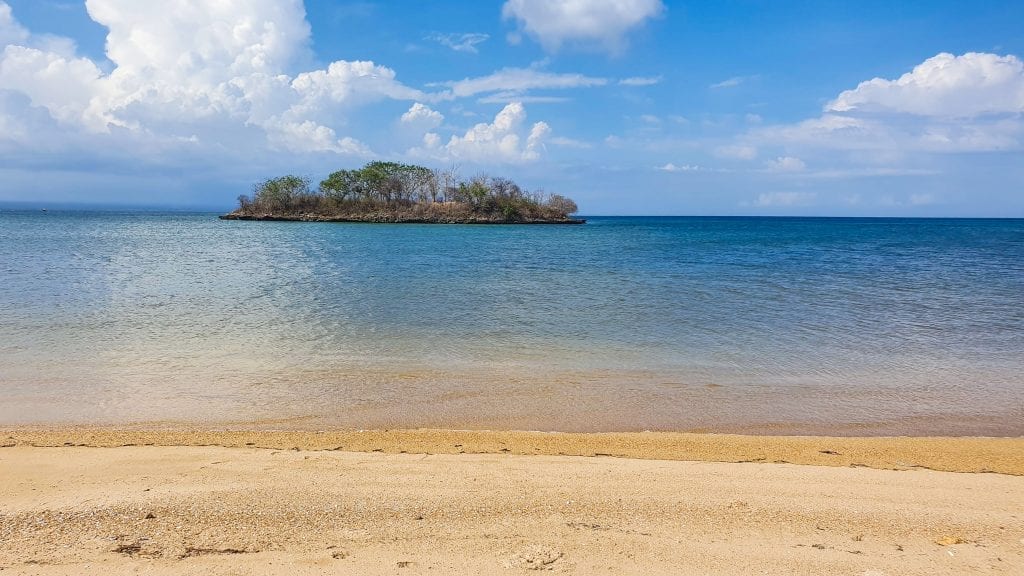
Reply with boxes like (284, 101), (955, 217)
(1, 429), (1023, 575)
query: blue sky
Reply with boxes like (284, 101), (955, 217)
(1, 1), (1022, 215)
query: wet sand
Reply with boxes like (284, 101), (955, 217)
(4, 427), (1024, 474)
(1, 429), (1023, 575)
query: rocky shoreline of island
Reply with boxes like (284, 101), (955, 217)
(219, 212), (585, 224)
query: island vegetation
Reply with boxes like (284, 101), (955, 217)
(220, 161), (583, 224)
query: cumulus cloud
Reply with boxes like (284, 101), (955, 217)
(289, 60), (425, 114)
(501, 0), (664, 53)
(264, 119), (372, 155)
(827, 52), (1024, 117)
(443, 102), (550, 163)
(420, 132), (442, 151)
(0, 0), (426, 162)
(88, 0), (309, 78)
(427, 32), (489, 54)
(400, 102), (444, 129)
(0, 44), (106, 127)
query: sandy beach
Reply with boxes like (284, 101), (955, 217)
(2, 429), (1023, 575)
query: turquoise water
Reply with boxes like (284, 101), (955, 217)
(1, 211), (1022, 434)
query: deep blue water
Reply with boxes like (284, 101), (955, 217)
(1, 211), (1022, 434)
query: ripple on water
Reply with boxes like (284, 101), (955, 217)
(0, 212), (1022, 434)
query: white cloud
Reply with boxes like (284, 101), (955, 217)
(288, 60), (426, 115)
(444, 102), (550, 163)
(501, 0), (664, 53)
(736, 52), (1024, 169)
(0, 44), (106, 128)
(0, 0), (429, 160)
(765, 156), (806, 172)
(437, 66), (607, 99)
(1, 1), (577, 183)
(714, 144), (758, 160)
(2, 2), (78, 57)
(710, 76), (744, 89)
(872, 193), (942, 208)
(87, 0), (310, 77)
(421, 132), (442, 150)
(478, 92), (571, 104)
(0, 1), (29, 47)
(603, 134), (623, 147)
(800, 168), (939, 179)
(525, 120), (550, 154)
(619, 75), (662, 86)
(711, 75), (760, 90)
(827, 52), (1024, 117)
(265, 119), (372, 155)
(753, 114), (869, 148)
(754, 191), (816, 207)
(427, 32), (489, 54)
(658, 163), (700, 172)
(400, 102), (443, 129)
(548, 136), (591, 148)
(753, 107), (1023, 155)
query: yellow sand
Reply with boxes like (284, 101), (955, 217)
(1, 429), (1022, 575)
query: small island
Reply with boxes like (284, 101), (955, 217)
(220, 161), (584, 224)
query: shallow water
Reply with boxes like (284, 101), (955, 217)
(1, 211), (1022, 434)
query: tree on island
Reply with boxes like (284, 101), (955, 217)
(229, 161), (580, 223)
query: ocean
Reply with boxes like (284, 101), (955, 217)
(1, 211), (1022, 435)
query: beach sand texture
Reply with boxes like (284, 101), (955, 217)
(2, 431), (1023, 575)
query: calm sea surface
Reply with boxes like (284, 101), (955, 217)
(1, 211), (1022, 435)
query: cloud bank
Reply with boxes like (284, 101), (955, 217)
(724, 52), (1024, 172)
(0, 0), (433, 160)
(0, 0), (564, 191)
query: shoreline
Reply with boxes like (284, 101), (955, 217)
(219, 213), (586, 224)
(5, 427), (1023, 475)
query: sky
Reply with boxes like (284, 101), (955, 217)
(1, 1), (1022, 215)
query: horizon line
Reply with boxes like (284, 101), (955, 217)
(2, 202), (1022, 220)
